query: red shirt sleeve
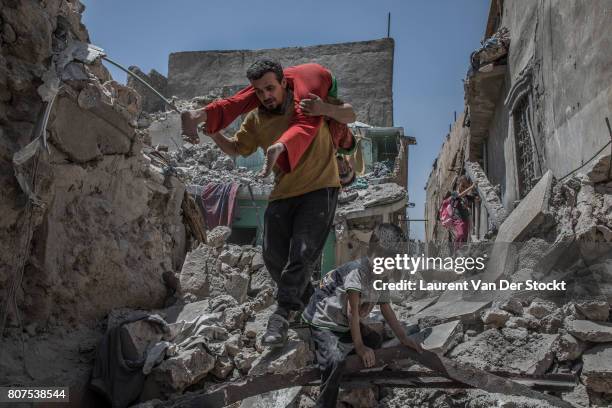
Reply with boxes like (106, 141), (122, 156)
(204, 85), (259, 134)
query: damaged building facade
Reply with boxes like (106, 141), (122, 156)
(426, 0), (612, 243)
(419, 1), (612, 406)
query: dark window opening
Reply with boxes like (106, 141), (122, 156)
(227, 227), (257, 246)
(513, 98), (537, 198)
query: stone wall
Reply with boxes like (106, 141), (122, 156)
(166, 38), (395, 127)
(0, 0), (188, 391)
(485, 0), (612, 208)
(424, 116), (467, 242)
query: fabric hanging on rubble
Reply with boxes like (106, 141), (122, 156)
(90, 314), (169, 408)
(196, 182), (240, 229)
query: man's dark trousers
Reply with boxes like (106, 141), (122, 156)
(263, 187), (339, 311)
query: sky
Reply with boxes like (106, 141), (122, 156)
(81, 0), (490, 240)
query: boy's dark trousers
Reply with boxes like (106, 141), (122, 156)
(263, 187), (339, 312)
(311, 324), (383, 408)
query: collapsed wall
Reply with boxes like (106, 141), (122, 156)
(166, 38), (395, 127)
(0, 0), (189, 391)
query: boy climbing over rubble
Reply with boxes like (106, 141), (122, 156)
(302, 223), (423, 407)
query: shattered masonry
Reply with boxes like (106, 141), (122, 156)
(1, 0), (611, 407)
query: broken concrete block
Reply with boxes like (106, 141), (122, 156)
(219, 245), (243, 267)
(238, 248), (255, 269)
(248, 266), (274, 295)
(552, 333), (586, 362)
(244, 306), (275, 346)
(149, 347), (215, 393)
(179, 244), (217, 300)
(575, 300), (610, 322)
(498, 297), (523, 315)
(566, 320), (612, 342)
(120, 319), (164, 361)
(251, 252), (265, 270)
(211, 355), (234, 379)
(239, 386), (301, 408)
(221, 306), (249, 332)
(207, 226), (231, 248)
(449, 329), (557, 375)
(539, 309), (564, 334)
(224, 333), (243, 358)
(209, 294), (239, 313)
(525, 298), (557, 319)
(249, 337), (314, 376)
(497, 171), (554, 243)
(482, 309), (512, 328)
(407, 320), (462, 355)
(234, 349), (259, 374)
(224, 270), (250, 304)
(581, 344), (612, 394)
(505, 315), (540, 330)
(411, 299), (490, 324)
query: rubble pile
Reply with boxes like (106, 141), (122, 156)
(0, 0), (190, 395)
(386, 169), (612, 407)
(99, 227), (315, 404)
(165, 144), (271, 188)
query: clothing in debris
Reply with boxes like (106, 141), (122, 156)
(90, 314), (169, 408)
(302, 257), (391, 332)
(196, 182), (239, 229)
(204, 63), (355, 173)
(263, 187), (339, 311)
(232, 91), (341, 201)
(311, 322), (383, 408)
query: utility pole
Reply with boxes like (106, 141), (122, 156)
(387, 12), (391, 37)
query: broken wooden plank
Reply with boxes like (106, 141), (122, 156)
(464, 160), (508, 229)
(181, 191), (207, 244)
(342, 370), (577, 392)
(160, 346), (575, 408)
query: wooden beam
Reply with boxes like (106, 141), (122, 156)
(160, 346), (575, 408)
(464, 160), (508, 229)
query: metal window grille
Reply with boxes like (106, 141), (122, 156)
(513, 98), (536, 198)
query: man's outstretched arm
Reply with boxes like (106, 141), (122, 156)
(208, 131), (239, 156)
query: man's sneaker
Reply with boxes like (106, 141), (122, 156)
(261, 313), (289, 348)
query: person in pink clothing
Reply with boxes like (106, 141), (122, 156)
(439, 176), (478, 251)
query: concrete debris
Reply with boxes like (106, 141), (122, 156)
(551, 333), (586, 362)
(498, 297), (524, 315)
(566, 320), (612, 343)
(248, 266), (275, 296)
(335, 182), (406, 220)
(464, 160), (508, 229)
(148, 347), (215, 394)
(212, 356), (235, 380)
(524, 298), (557, 319)
(121, 319), (166, 361)
(408, 320), (463, 355)
(581, 344), (612, 394)
(164, 143), (271, 188)
(574, 299), (610, 322)
(482, 308), (513, 328)
(234, 350), (259, 374)
(449, 329), (558, 375)
(239, 386), (301, 408)
(207, 226), (232, 248)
